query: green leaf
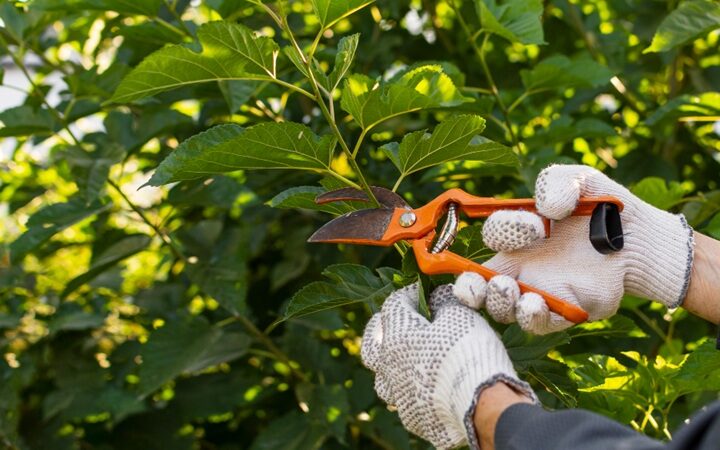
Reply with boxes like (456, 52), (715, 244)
(521, 54), (613, 91)
(475, 0), (545, 45)
(0, 105), (56, 137)
(341, 65), (471, 131)
(527, 116), (617, 147)
(296, 383), (350, 442)
(283, 264), (396, 320)
(219, 80), (265, 113)
(503, 324), (570, 368)
(645, 92), (720, 126)
(449, 224), (494, 262)
(62, 234), (151, 298)
(380, 115), (516, 180)
(10, 197), (110, 263)
(268, 186), (354, 215)
(64, 143), (126, 201)
(631, 177), (689, 210)
(569, 315), (647, 339)
(148, 123), (336, 185)
(704, 212), (720, 240)
(311, 0), (375, 29)
(644, 0), (720, 53)
(47, 307), (105, 335)
(33, 0), (164, 15)
(184, 225), (250, 315)
(326, 33), (359, 93)
(138, 316), (250, 395)
(111, 22), (279, 103)
(673, 340), (720, 392)
(250, 411), (328, 450)
(105, 109), (194, 153)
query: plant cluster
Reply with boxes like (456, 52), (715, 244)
(1, 0), (720, 448)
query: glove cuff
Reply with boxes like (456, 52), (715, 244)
(433, 329), (533, 449)
(463, 374), (538, 450)
(624, 208), (695, 308)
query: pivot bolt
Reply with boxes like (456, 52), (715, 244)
(399, 211), (416, 227)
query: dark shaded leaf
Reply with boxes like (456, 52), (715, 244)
(10, 197), (110, 263)
(138, 316), (250, 395)
(62, 234), (151, 297)
(284, 264), (396, 319)
(520, 54), (612, 91)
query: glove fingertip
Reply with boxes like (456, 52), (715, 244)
(485, 275), (519, 324)
(517, 292), (573, 335)
(453, 272), (487, 310)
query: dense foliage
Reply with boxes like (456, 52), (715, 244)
(1, 0), (720, 448)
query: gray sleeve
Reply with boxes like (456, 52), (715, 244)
(495, 401), (720, 450)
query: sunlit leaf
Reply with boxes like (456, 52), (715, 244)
(645, 92), (720, 126)
(326, 34), (359, 93)
(311, 0), (374, 29)
(341, 65), (471, 131)
(380, 115), (516, 180)
(475, 0), (545, 45)
(147, 123), (336, 185)
(644, 0), (720, 53)
(631, 177), (689, 210)
(674, 340), (720, 392)
(111, 22), (279, 103)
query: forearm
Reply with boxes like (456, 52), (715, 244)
(683, 232), (720, 324)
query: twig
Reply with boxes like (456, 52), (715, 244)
(107, 179), (186, 261)
(279, 14), (380, 206)
(2, 37), (83, 147)
(450, 4), (519, 147)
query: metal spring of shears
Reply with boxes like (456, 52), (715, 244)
(430, 203), (459, 254)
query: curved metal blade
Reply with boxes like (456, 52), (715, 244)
(315, 186), (409, 209)
(307, 208), (394, 244)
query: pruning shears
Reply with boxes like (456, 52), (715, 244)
(308, 186), (625, 324)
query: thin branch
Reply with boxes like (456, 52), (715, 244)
(279, 14), (380, 206)
(450, 4), (519, 147)
(108, 179), (186, 261)
(162, 0), (193, 36)
(2, 37), (82, 147)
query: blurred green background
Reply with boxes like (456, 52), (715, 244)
(1, 0), (720, 448)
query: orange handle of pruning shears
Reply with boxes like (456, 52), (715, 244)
(412, 237), (590, 323)
(408, 195), (625, 324)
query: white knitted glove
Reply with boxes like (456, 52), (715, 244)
(361, 283), (537, 450)
(453, 164), (695, 335)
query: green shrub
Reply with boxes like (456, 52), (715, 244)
(1, 0), (719, 448)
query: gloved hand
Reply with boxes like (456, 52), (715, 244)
(453, 164), (695, 335)
(361, 283), (537, 449)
